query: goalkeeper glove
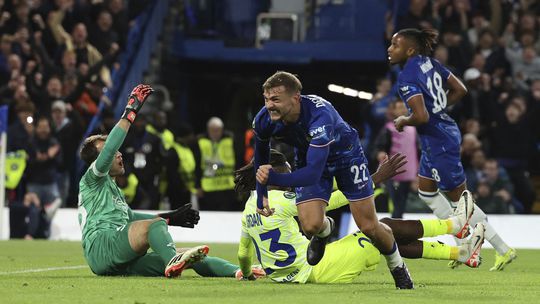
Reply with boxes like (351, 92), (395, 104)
(121, 84), (154, 123)
(158, 203), (200, 228)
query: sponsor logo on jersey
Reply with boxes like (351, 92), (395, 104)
(309, 126), (326, 138)
(281, 269), (300, 282)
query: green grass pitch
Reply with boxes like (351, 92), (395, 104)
(1, 241), (539, 304)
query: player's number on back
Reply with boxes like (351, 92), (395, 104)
(427, 71), (447, 113)
(260, 228), (297, 268)
(351, 164), (368, 184)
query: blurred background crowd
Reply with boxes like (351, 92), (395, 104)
(1, 0), (539, 240)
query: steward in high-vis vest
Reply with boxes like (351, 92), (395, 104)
(193, 117), (239, 211)
(165, 123), (197, 209)
(4, 150), (27, 190)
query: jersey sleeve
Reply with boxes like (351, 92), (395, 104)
(252, 108), (271, 141)
(308, 112), (334, 147)
(398, 80), (422, 102)
(237, 216), (255, 277)
(94, 125), (127, 176)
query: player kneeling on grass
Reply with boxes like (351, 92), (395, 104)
(235, 150), (485, 284)
(77, 84), (263, 279)
(78, 84), (207, 277)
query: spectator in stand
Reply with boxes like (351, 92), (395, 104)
(529, 78), (540, 175)
(476, 28), (509, 77)
(505, 45), (540, 92)
(369, 78), (395, 144)
(465, 148), (486, 193)
(480, 159), (523, 214)
(7, 102), (35, 152)
(395, 0), (435, 31)
(194, 117), (238, 211)
(474, 180), (510, 214)
(51, 100), (83, 207)
(20, 192), (60, 240)
(121, 114), (166, 210)
(489, 100), (536, 213)
(25, 117), (63, 238)
(461, 133), (482, 170)
(88, 9), (118, 57)
(48, 5), (111, 87)
(165, 123), (197, 210)
(372, 100), (419, 218)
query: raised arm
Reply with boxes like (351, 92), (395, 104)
(94, 84), (153, 174)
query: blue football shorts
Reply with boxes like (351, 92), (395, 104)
(295, 148), (374, 204)
(418, 147), (466, 191)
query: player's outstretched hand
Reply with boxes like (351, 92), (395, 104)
(372, 153), (407, 184)
(121, 84), (154, 123)
(256, 164), (272, 185)
(256, 196), (275, 217)
(158, 203), (200, 228)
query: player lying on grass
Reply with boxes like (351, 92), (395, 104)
(236, 150), (485, 284)
(77, 84), (264, 279)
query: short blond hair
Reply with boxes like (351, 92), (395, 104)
(262, 71), (302, 94)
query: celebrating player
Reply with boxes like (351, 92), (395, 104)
(237, 150), (485, 283)
(78, 84), (210, 277)
(387, 28), (516, 271)
(253, 71), (413, 288)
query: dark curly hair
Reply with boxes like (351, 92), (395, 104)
(397, 28), (439, 56)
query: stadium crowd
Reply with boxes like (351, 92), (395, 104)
(1, 0), (150, 239)
(1, 0), (539, 240)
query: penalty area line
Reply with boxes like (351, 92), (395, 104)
(0, 265), (88, 275)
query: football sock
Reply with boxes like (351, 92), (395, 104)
(422, 241), (457, 260)
(418, 190), (453, 219)
(383, 242), (404, 269)
(190, 256), (239, 277)
(484, 222), (511, 255)
(420, 219), (452, 237)
(468, 204), (510, 255)
(316, 217), (332, 238)
(147, 219), (176, 263)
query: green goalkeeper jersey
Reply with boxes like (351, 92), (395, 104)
(241, 190), (349, 283)
(78, 126), (131, 254)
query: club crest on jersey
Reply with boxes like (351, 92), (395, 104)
(283, 192), (296, 199)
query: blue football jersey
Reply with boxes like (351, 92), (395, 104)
(253, 95), (360, 168)
(397, 55), (461, 154)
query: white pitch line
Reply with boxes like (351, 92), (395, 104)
(0, 265), (87, 275)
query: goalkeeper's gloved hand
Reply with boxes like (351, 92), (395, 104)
(158, 203), (200, 228)
(121, 84), (154, 123)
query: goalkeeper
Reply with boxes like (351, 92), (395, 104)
(78, 84), (259, 279)
(235, 150), (485, 283)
